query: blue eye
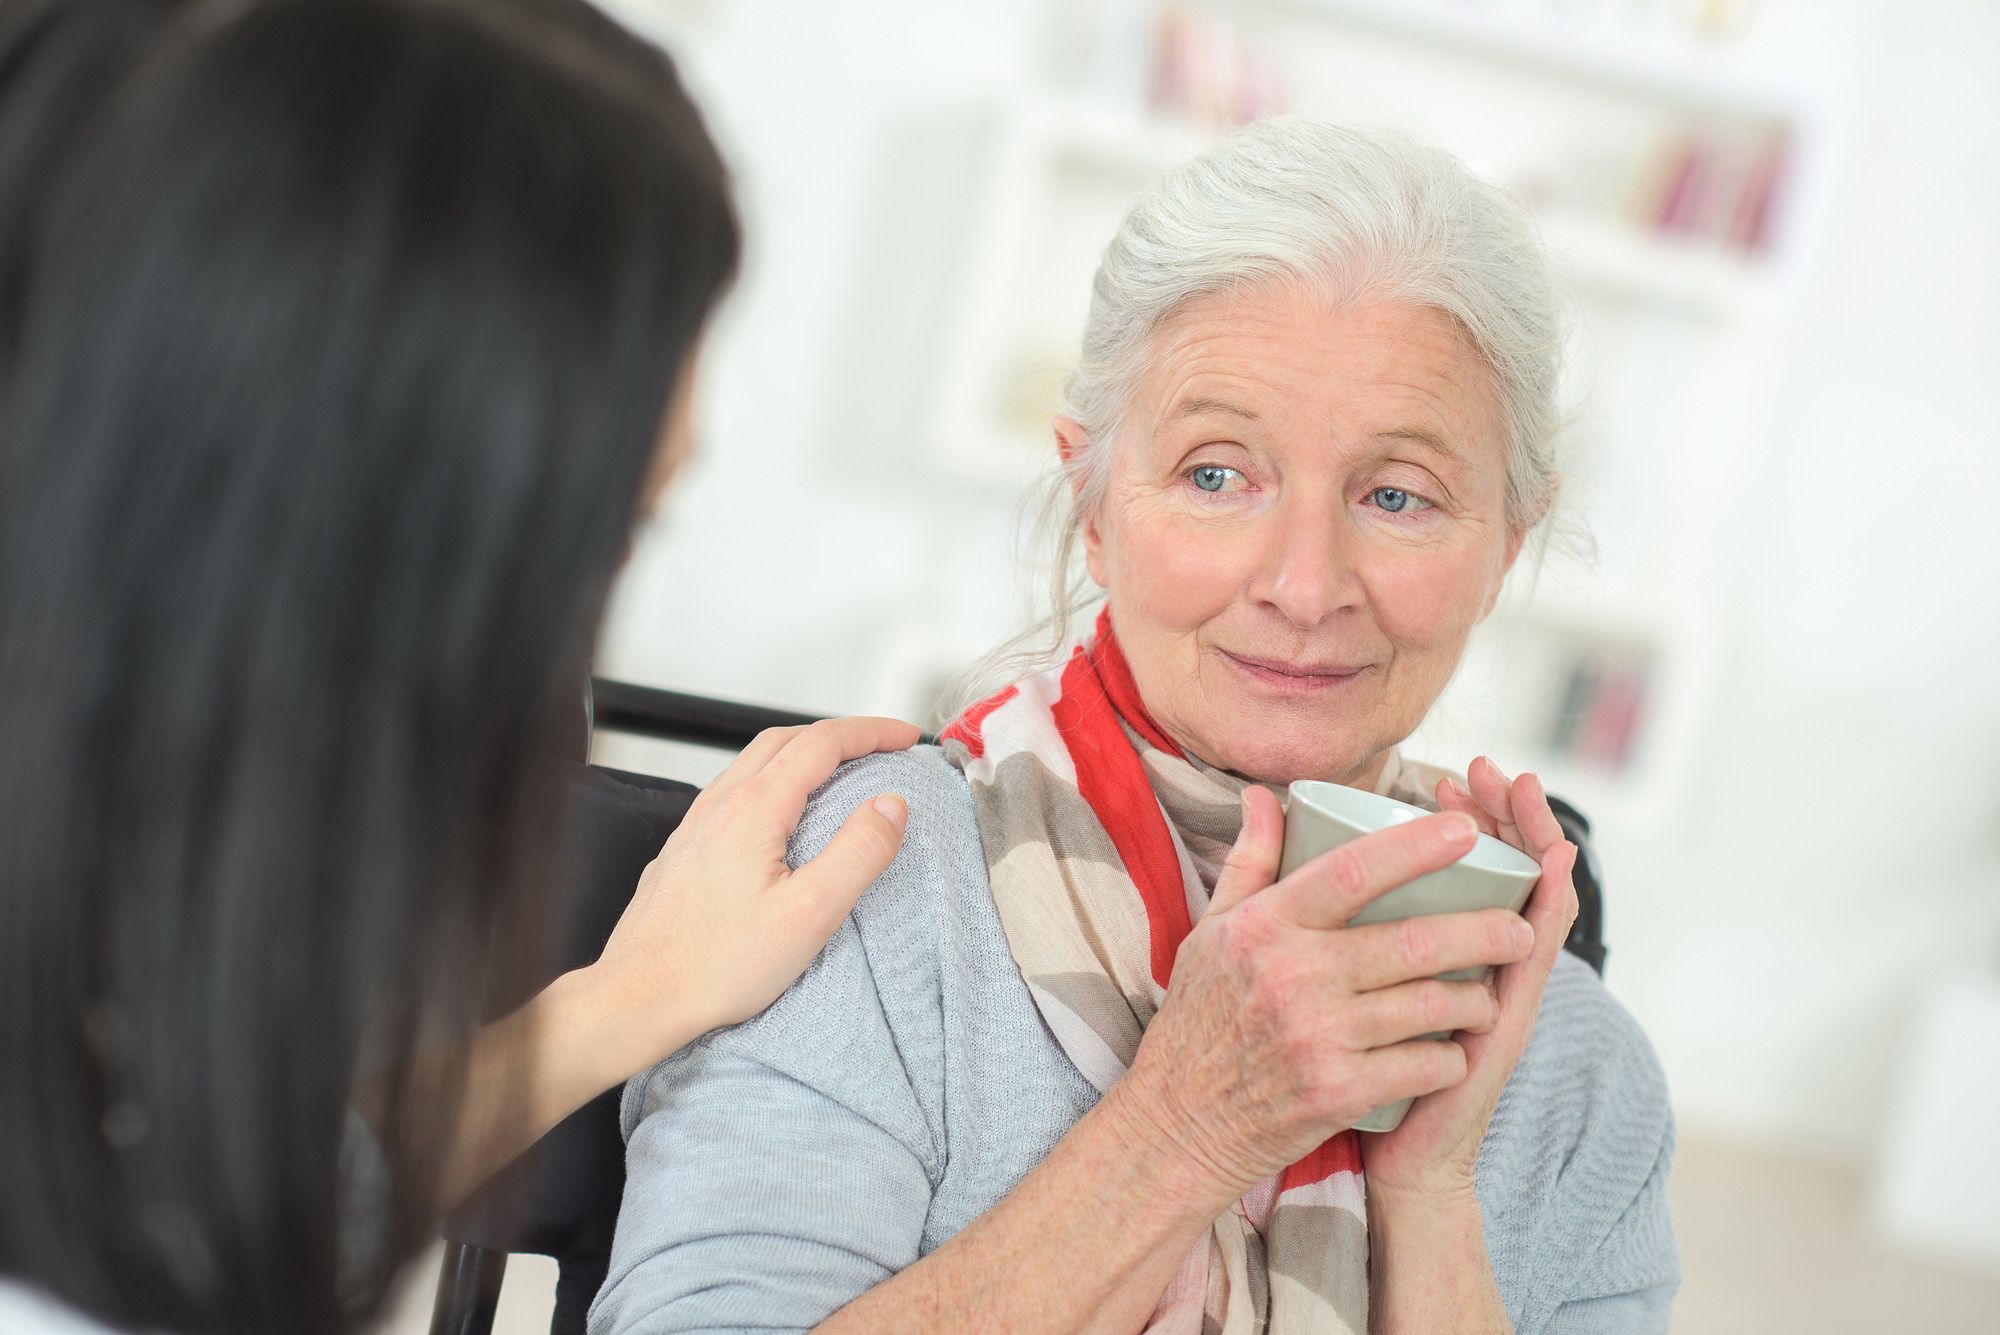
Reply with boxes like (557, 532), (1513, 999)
(1190, 465), (1242, 493)
(1370, 486), (1430, 514)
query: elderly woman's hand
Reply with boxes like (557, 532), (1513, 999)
(1110, 788), (1539, 1203)
(1358, 758), (1581, 1203)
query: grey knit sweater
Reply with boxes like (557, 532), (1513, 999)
(590, 747), (1679, 1333)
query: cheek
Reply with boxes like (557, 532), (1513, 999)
(1101, 501), (1248, 633)
(1369, 548), (1495, 655)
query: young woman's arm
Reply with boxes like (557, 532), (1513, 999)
(429, 716), (920, 1211)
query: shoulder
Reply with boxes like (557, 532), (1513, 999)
(787, 744), (980, 882)
(1482, 953), (1674, 1222)
(1481, 953), (1676, 1263)
(621, 746), (988, 1163)
(784, 744), (989, 966)
(1540, 954), (1667, 1074)
(1480, 956), (1679, 1326)
(1539, 953), (1671, 1119)
(1491, 953), (1673, 1166)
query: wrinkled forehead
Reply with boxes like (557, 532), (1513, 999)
(1124, 283), (1508, 464)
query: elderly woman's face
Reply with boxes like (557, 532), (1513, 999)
(1075, 285), (1521, 787)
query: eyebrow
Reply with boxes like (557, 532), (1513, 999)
(1165, 402), (1462, 459)
(1377, 426), (1458, 459)
(1169, 396), (1261, 423)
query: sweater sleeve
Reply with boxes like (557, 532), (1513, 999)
(587, 755), (950, 1335)
(1482, 952), (1682, 1334)
(1543, 1100), (1678, 1333)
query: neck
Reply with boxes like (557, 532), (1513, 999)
(1183, 746), (1397, 796)
(1341, 749), (1393, 793)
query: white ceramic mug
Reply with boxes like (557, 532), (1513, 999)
(1279, 780), (1542, 1132)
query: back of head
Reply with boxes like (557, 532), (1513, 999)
(0, 2), (737, 1331)
(0, 0), (192, 353)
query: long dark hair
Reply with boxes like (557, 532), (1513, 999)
(0, 1), (739, 1330)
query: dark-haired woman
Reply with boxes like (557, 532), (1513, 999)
(0, 2), (916, 1332)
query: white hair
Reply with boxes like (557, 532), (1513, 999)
(942, 117), (1570, 723)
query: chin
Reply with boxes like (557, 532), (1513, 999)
(1199, 717), (1375, 787)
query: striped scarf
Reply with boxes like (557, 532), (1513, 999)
(941, 608), (1454, 1334)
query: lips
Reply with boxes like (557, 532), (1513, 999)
(1221, 650), (1371, 680)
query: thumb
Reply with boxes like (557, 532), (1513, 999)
(786, 793), (909, 937)
(1209, 786), (1284, 917)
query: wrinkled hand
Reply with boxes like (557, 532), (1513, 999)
(577, 715), (921, 1082)
(1359, 757), (1580, 1202)
(1110, 788), (1537, 1206)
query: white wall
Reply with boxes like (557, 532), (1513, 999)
(593, 0), (2000, 1163)
(594, 0), (1044, 721)
(1609, 0), (2000, 1155)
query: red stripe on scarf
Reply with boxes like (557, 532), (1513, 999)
(953, 612), (1361, 1193)
(1050, 640), (1190, 990)
(1278, 1132), (1363, 1193)
(1089, 608), (1183, 759)
(1087, 608), (1362, 1192)
(939, 684), (1018, 760)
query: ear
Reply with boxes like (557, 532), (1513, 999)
(1479, 527), (1526, 622)
(1053, 415), (1088, 485)
(1055, 417), (1110, 589)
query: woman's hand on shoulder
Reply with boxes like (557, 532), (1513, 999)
(1359, 758), (1580, 1204)
(572, 716), (921, 1086)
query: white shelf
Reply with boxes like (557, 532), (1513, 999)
(1270, 0), (1822, 121)
(1038, 100), (1216, 179)
(1017, 106), (1788, 322)
(1496, 574), (1701, 645)
(1541, 208), (1779, 319)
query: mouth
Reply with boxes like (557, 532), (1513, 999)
(1219, 650), (1374, 694)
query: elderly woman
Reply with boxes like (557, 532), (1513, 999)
(592, 120), (1677, 1334)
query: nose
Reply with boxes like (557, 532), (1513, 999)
(1247, 492), (1364, 628)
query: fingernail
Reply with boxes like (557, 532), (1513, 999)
(1489, 759), (1511, 783)
(870, 795), (908, 831)
(1446, 812), (1479, 844)
(1511, 917), (1534, 950)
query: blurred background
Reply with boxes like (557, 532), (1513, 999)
(393, 0), (2000, 1330)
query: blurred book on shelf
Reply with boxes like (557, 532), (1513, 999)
(1547, 652), (1652, 773)
(1061, 1), (1290, 129)
(1628, 125), (1790, 255)
(1322, 0), (1765, 54)
(1149, 2), (1290, 129)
